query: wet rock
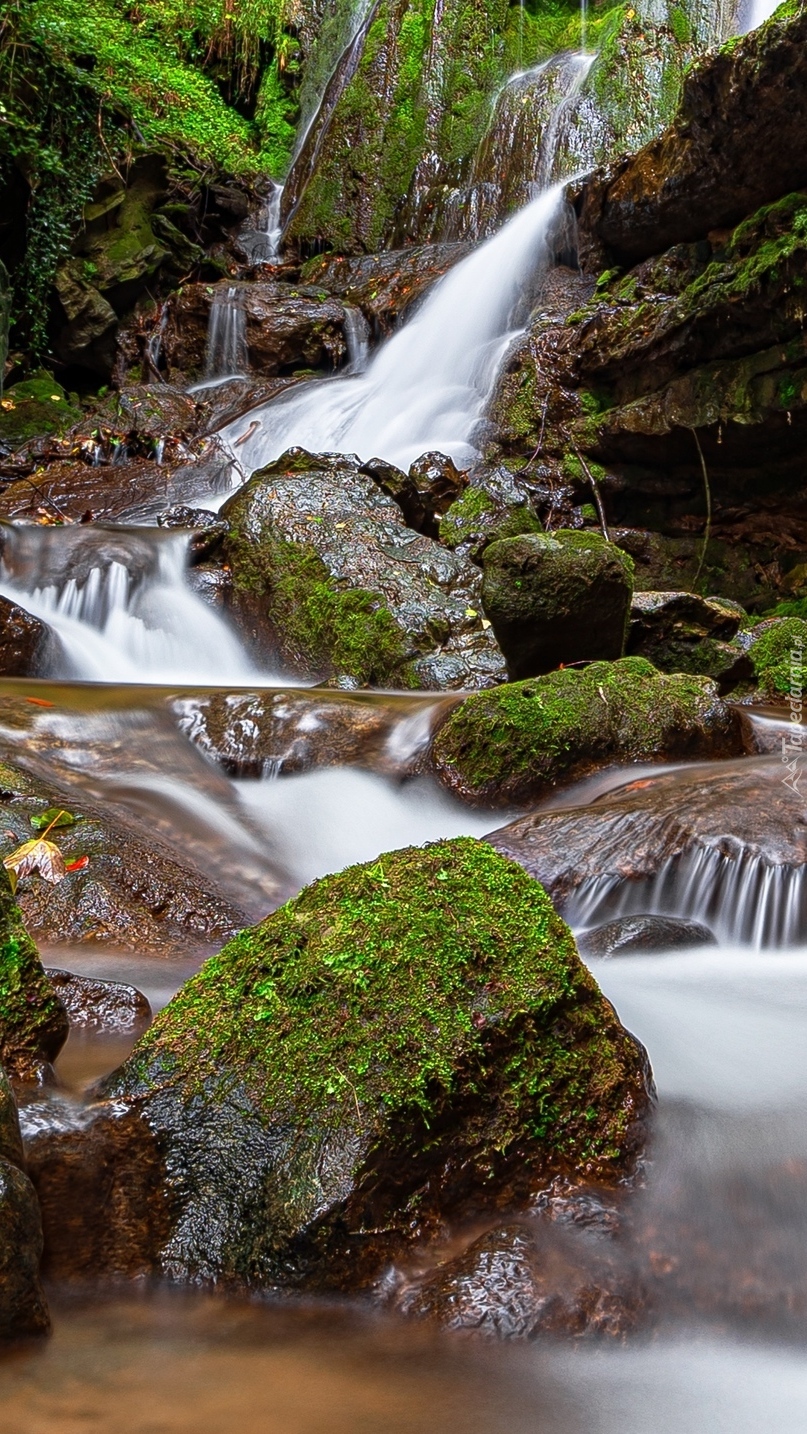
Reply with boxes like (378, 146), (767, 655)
(746, 617), (807, 701)
(172, 691), (431, 779)
(362, 452), (468, 540)
(156, 506), (229, 564)
(163, 281), (347, 380)
(22, 1099), (173, 1281)
(300, 245), (472, 335)
(431, 657), (741, 807)
(577, 915), (717, 960)
(0, 1156), (50, 1337)
(0, 596), (51, 677)
(44, 970), (152, 1035)
(91, 839), (650, 1289)
(0, 373), (81, 448)
(394, 1218), (645, 1340)
(485, 757), (806, 942)
(627, 591), (753, 692)
(220, 447), (507, 689)
(0, 868), (68, 1083)
(52, 261), (119, 375)
(439, 466), (541, 564)
(0, 1064), (24, 1169)
(481, 530), (634, 679)
(575, 10), (807, 270)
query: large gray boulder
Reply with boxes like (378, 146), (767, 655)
(221, 448), (507, 689)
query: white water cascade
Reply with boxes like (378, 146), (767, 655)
(0, 525), (259, 684)
(222, 182), (564, 476)
(263, 181), (284, 259)
(194, 286), (248, 391)
(745, 0), (782, 29)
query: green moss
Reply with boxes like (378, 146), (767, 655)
(432, 656), (733, 803)
(0, 372), (81, 445)
(0, 869), (66, 1078)
(228, 530), (412, 687)
(439, 484), (541, 554)
(750, 617), (807, 698)
(119, 837), (642, 1170)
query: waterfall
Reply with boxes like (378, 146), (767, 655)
(198, 287), (248, 388)
(0, 525), (258, 684)
(744, 0), (782, 29)
(222, 182), (564, 476)
(264, 182), (284, 259)
(343, 307), (370, 374)
(568, 846), (807, 950)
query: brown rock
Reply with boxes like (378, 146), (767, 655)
(163, 281), (347, 380)
(301, 244), (472, 335)
(0, 596), (51, 677)
(574, 10), (807, 269)
(44, 970), (152, 1035)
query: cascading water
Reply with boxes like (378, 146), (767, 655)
(263, 182), (284, 259)
(193, 286), (249, 391)
(0, 525), (259, 684)
(342, 307), (371, 374)
(221, 182), (564, 476)
(744, 0), (782, 28)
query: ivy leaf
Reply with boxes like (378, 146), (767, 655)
(4, 839), (66, 886)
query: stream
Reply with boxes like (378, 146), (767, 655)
(3, 8), (806, 1429)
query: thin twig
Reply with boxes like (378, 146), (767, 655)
(689, 427), (712, 589)
(573, 446), (609, 541)
(522, 394), (550, 472)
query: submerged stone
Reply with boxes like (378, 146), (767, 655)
(481, 530), (634, 679)
(577, 915), (717, 960)
(95, 838), (651, 1290)
(431, 656), (740, 807)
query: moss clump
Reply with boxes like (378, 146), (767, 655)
(0, 373), (81, 446)
(117, 837), (647, 1175)
(439, 485), (541, 558)
(432, 656), (739, 805)
(0, 868), (67, 1080)
(750, 617), (807, 698)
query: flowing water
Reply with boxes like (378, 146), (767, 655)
(222, 183), (565, 475)
(2, 15), (807, 1429)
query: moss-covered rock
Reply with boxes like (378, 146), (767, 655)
(481, 530), (634, 679)
(440, 468), (542, 562)
(748, 617), (807, 699)
(431, 656), (741, 806)
(220, 448), (507, 689)
(0, 868), (68, 1082)
(101, 837), (651, 1288)
(0, 373), (81, 447)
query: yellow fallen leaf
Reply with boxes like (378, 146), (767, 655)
(4, 838), (66, 886)
(465, 607), (478, 618)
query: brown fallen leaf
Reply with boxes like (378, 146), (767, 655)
(4, 838), (66, 891)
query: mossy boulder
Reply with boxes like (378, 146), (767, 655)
(440, 467), (542, 563)
(747, 617), (807, 699)
(100, 837), (651, 1289)
(0, 1061), (50, 1339)
(0, 373), (81, 447)
(220, 448), (507, 689)
(481, 530), (634, 679)
(0, 868), (68, 1082)
(431, 656), (741, 807)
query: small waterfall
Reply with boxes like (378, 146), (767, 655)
(198, 287), (248, 388)
(439, 53), (594, 244)
(0, 525), (258, 684)
(343, 307), (370, 374)
(222, 182), (565, 475)
(743, 0), (782, 29)
(280, 0), (378, 237)
(264, 182), (284, 259)
(568, 846), (807, 950)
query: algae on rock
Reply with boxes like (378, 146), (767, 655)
(0, 868), (68, 1082)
